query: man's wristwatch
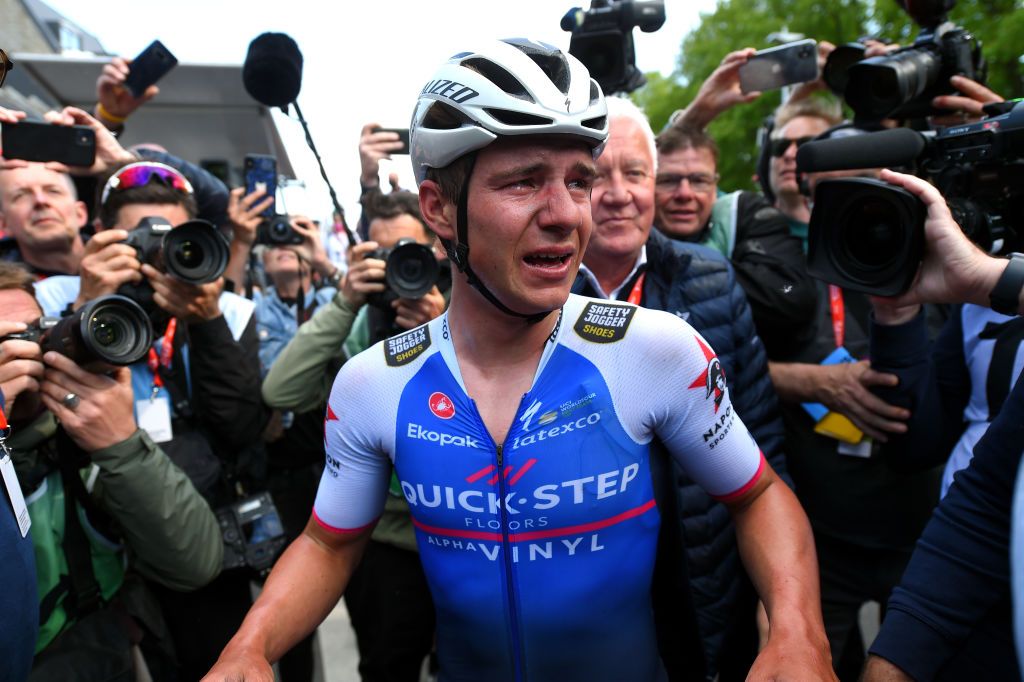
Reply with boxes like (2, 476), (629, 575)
(989, 252), (1024, 315)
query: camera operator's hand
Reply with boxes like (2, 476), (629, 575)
(94, 56), (158, 131)
(394, 286), (445, 330)
(142, 264), (223, 323)
(0, 321), (44, 412)
(39, 352), (137, 452)
(670, 48), (758, 131)
(817, 360), (909, 442)
(359, 123), (404, 187)
(877, 169), (1010, 311)
(42, 106), (136, 176)
(289, 215), (336, 279)
(74, 229), (143, 310)
(227, 187), (274, 249)
(341, 241), (386, 310)
(863, 38), (901, 58)
(930, 75), (1003, 126)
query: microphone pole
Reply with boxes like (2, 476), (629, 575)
(290, 99), (360, 245)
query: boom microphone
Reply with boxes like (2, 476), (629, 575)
(243, 33), (303, 109)
(797, 127), (928, 173)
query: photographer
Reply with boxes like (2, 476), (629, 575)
(32, 160), (267, 680)
(0, 262), (221, 679)
(855, 169), (1024, 681)
(261, 189), (444, 681)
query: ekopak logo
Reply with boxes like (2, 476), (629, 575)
(429, 391), (456, 420)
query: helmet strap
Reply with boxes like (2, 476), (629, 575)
(444, 153), (549, 325)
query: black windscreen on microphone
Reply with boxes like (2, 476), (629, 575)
(243, 33), (303, 108)
(796, 127), (927, 173)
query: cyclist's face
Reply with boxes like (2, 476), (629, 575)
(465, 137), (596, 315)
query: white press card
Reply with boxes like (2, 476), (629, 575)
(137, 397), (173, 443)
(0, 453), (31, 537)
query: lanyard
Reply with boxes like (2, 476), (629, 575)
(828, 284), (845, 349)
(626, 272), (646, 306)
(0, 403), (7, 431)
(146, 318), (177, 392)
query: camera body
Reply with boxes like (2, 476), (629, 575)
(216, 491), (287, 577)
(256, 214), (303, 246)
(827, 0), (985, 121)
(807, 101), (1024, 295)
(364, 239), (446, 344)
(0, 296), (154, 367)
(561, 0), (665, 95)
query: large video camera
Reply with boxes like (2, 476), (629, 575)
(118, 216), (230, 312)
(801, 100), (1024, 295)
(1, 295), (153, 367)
(824, 0), (985, 121)
(561, 0), (666, 95)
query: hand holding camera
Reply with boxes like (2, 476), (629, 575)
(141, 263), (223, 324)
(394, 286), (446, 331)
(39, 352), (138, 452)
(286, 215), (335, 278)
(75, 229), (144, 309)
(342, 241), (388, 309)
(0, 320), (44, 411)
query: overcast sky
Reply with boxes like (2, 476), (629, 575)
(44, 0), (717, 222)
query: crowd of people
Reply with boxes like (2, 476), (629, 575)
(0, 29), (1022, 682)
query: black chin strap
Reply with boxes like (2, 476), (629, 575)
(445, 154), (551, 325)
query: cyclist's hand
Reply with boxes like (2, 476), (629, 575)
(200, 650), (274, 682)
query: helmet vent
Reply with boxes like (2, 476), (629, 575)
(485, 109), (553, 127)
(422, 101), (472, 130)
(582, 116), (607, 131)
(461, 58), (534, 102)
(525, 53), (571, 94)
(590, 81), (600, 103)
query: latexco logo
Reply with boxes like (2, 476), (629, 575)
(429, 392), (455, 420)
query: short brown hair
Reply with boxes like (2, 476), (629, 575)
(656, 125), (719, 166)
(96, 165), (198, 228)
(773, 96), (843, 132)
(0, 262), (37, 297)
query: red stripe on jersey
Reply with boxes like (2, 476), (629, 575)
(711, 453), (767, 503)
(312, 509), (378, 535)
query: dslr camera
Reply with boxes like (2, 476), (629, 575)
(560, 0), (666, 95)
(256, 214), (303, 246)
(824, 0), (985, 121)
(365, 239), (444, 343)
(805, 100), (1024, 296)
(216, 492), (288, 577)
(1, 295), (153, 368)
(119, 216), (230, 312)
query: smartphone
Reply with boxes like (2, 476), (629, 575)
(244, 154), (277, 218)
(374, 127), (410, 155)
(738, 39), (819, 94)
(1, 121), (96, 167)
(123, 40), (178, 98)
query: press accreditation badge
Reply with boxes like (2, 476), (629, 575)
(137, 397), (173, 443)
(0, 453), (31, 537)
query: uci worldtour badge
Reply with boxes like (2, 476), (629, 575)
(573, 302), (636, 343)
(385, 325), (431, 367)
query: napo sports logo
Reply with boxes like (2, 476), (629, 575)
(429, 392), (456, 420)
(688, 336), (727, 412)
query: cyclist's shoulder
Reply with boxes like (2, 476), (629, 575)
(560, 293), (700, 355)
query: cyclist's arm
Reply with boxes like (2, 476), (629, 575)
(202, 520), (373, 681)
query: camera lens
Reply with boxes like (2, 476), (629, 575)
(386, 241), (440, 300)
(845, 48), (941, 119)
(62, 295), (154, 366)
(163, 220), (229, 284)
(838, 199), (904, 272)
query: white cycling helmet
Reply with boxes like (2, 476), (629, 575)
(411, 38), (608, 185)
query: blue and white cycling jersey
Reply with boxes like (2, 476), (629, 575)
(315, 294), (764, 682)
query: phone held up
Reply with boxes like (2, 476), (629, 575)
(123, 40), (178, 98)
(373, 127), (410, 155)
(1, 121), (96, 167)
(738, 39), (819, 94)
(244, 154), (277, 218)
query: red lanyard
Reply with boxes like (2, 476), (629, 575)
(626, 272), (646, 305)
(0, 404), (7, 431)
(828, 284), (845, 348)
(146, 318), (177, 390)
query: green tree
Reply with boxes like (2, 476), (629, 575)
(634, 0), (1023, 192)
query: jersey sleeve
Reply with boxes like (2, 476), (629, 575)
(312, 348), (394, 534)
(644, 314), (766, 501)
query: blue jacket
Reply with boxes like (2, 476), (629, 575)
(574, 230), (788, 680)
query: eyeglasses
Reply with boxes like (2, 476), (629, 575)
(0, 49), (13, 89)
(768, 136), (814, 158)
(100, 162), (194, 207)
(654, 172), (718, 193)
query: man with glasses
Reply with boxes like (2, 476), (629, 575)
(653, 125), (814, 358)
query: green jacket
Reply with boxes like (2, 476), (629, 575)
(11, 411), (223, 651)
(262, 293), (418, 552)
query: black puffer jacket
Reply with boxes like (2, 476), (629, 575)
(575, 230), (789, 680)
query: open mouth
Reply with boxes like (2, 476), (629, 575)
(524, 252), (572, 268)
